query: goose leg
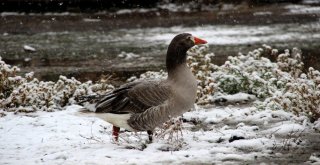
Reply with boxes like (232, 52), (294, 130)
(112, 125), (120, 141)
(147, 130), (153, 142)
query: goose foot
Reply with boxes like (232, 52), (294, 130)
(112, 125), (120, 141)
(147, 130), (153, 143)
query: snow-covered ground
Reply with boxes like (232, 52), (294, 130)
(1, 104), (319, 164)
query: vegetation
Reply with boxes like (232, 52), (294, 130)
(1, 45), (320, 120)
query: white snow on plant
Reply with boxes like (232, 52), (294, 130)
(0, 57), (114, 112)
(210, 93), (257, 104)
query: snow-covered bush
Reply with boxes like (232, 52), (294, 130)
(0, 58), (114, 113)
(188, 45), (320, 120)
(213, 48), (285, 98)
(276, 48), (304, 78)
(126, 69), (168, 84)
(188, 45), (306, 103)
(187, 45), (283, 104)
(1, 44), (320, 121)
(0, 57), (23, 99)
(187, 45), (217, 103)
(265, 67), (320, 120)
(250, 47), (320, 120)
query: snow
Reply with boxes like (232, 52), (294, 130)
(1, 105), (318, 164)
(23, 45), (36, 52)
(309, 153), (320, 163)
(90, 22), (319, 46)
(210, 93), (257, 104)
(42, 12), (77, 16)
(158, 3), (191, 12)
(116, 9), (133, 15)
(83, 18), (101, 22)
(303, 0), (320, 4)
(262, 123), (305, 135)
(253, 11), (272, 16)
(285, 4), (320, 14)
(227, 138), (273, 151)
(0, 12), (78, 16)
(0, 12), (22, 16)
(1, 17), (320, 164)
(115, 8), (157, 15)
(117, 51), (140, 60)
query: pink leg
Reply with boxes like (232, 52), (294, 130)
(112, 125), (120, 141)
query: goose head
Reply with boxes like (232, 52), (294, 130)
(166, 33), (207, 72)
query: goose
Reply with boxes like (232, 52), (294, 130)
(88, 33), (207, 142)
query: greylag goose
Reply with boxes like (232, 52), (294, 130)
(92, 33), (207, 142)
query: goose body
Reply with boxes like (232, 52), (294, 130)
(92, 33), (207, 141)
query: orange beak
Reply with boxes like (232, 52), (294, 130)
(194, 36), (207, 45)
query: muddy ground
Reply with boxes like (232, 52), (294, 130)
(0, 2), (320, 83)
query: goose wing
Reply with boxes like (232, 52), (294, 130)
(95, 80), (171, 114)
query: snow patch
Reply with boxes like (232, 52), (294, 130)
(117, 51), (140, 60)
(262, 123), (305, 135)
(23, 45), (36, 52)
(285, 5), (320, 14)
(211, 93), (257, 104)
(83, 18), (101, 22)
